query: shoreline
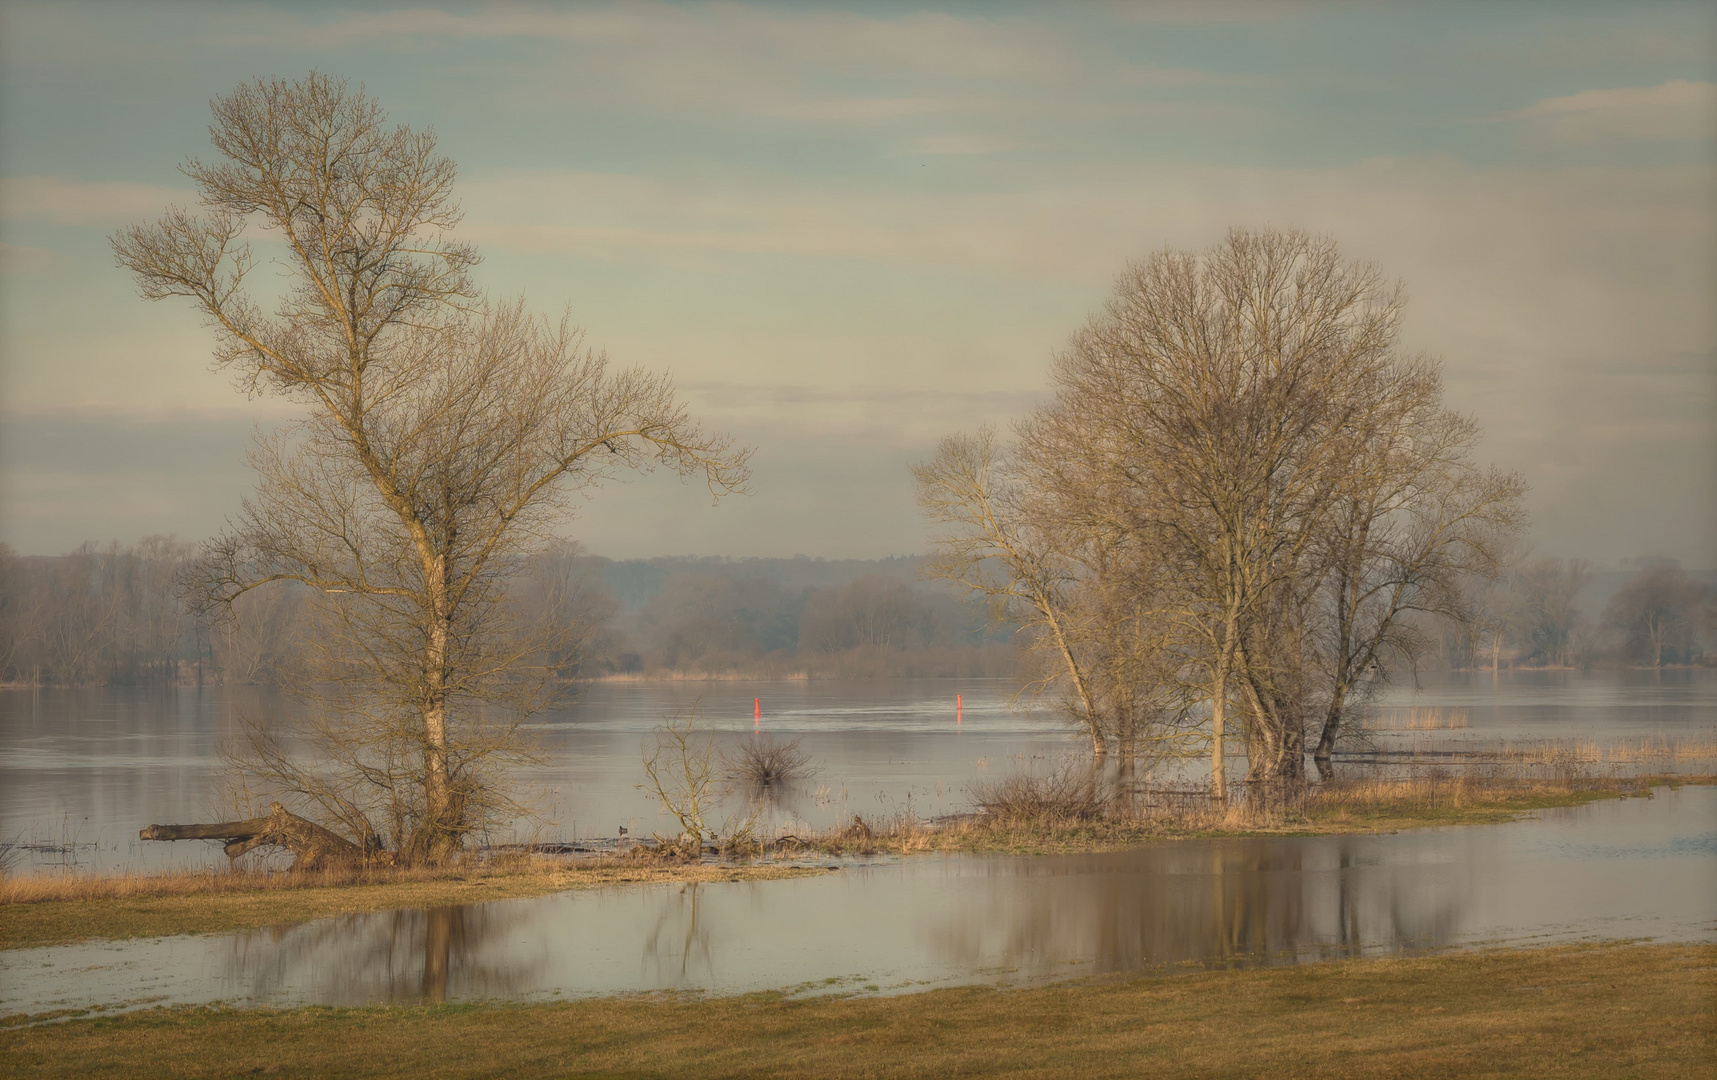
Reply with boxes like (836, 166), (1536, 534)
(4, 774), (1707, 951)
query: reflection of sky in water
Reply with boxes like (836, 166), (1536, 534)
(3, 670), (1715, 874)
(3, 786), (1713, 1016)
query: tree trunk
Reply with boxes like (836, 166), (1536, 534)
(1312, 683), (1348, 768)
(418, 578), (459, 860)
(1210, 669), (1228, 801)
(141, 802), (366, 870)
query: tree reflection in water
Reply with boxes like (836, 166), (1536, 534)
(641, 882), (715, 985)
(925, 837), (1464, 979)
(222, 902), (546, 1004)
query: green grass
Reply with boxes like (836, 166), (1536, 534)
(2, 942), (1708, 1078)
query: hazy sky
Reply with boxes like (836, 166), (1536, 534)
(2, 1), (1714, 566)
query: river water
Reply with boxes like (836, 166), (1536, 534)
(4, 671), (1716, 874)
(1, 672), (1714, 1014)
(2, 785), (1713, 1015)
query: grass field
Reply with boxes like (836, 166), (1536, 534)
(2, 942), (1708, 1078)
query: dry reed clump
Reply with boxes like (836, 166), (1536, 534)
(723, 736), (815, 790)
(0, 851), (549, 906)
(968, 767), (1112, 824)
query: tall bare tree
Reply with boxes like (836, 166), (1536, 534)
(921, 229), (1523, 790)
(113, 74), (749, 860)
(914, 427), (1194, 769)
(1305, 370), (1526, 768)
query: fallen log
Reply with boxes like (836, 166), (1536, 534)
(141, 802), (367, 870)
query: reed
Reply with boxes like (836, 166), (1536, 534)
(1361, 705), (1471, 730)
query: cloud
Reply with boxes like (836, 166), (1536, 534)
(899, 134), (1017, 156)
(0, 241), (57, 275)
(0, 176), (190, 226)
(1506, 80), (1717, 143)
(1471, 26), (1712, 70)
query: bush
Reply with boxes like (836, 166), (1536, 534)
(723, 736), (815, 790)
(968, 766), (1111, 823)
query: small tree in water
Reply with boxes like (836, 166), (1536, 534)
(113, 74), (750, 862)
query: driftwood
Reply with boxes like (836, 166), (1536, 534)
(141, 802), (366, 870)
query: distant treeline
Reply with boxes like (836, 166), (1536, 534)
(0, 541), (1018, 686)
(1437, 556), (1714, 671)
(0, 542), (1708, 688)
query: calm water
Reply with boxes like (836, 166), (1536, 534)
(2, 671), (1715, 873)
(3, 786), (1713, 1015)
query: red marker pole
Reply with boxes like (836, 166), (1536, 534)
(754, 696), (761, 733)
(957, 693), (962, 727)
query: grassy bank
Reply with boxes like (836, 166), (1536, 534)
(3, 942), (1708, 1078)
(0, 860), (829, 950)
(6, 774), (1707, 949)
(787, 772), (1710, 857)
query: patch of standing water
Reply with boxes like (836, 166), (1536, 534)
(3, 785), (1713, 1015)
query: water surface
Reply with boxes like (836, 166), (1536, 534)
(3, 785), (1712, 1015)
(5, 671), (1713, 874)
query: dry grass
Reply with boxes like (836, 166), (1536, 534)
(968, 766), (1112, 824)
(2, 942), (1708, 1078)
(0, 853), (543, 906)
(766, 770), (1712, 857)
(1361, 705), (1470, 730)
(0, 858), (831, 950)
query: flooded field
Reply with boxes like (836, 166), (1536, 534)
(2, 784), (1712, 1015)
(2, 670), (1714, 1014)
(3, 671), (1716, 874)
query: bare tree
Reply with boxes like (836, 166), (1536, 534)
(914, 427), (1195, 770)
(113, 74), (749, 861)
(1603, 562), (1710, 669)
(1305, 373), (1526, 768)
(920, 229), (1523, 789)
(914, 427), (1111, 758)
(1514, 557), (1592, 667)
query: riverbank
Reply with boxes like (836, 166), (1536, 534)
(6, 774), (1705, 949)
(788, 771), (1710, 857)
(0, 860), (830, 950)
(2, 942), (1707, 1077)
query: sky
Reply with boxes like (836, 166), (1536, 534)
(1, 1), (1714, 567)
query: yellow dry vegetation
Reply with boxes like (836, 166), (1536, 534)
(1, 943), (1708, 1078)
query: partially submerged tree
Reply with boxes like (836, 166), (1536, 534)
(913, 427), (1195, 772)
(114, 74), (749, 862)
(917, 229), (1523, 788)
